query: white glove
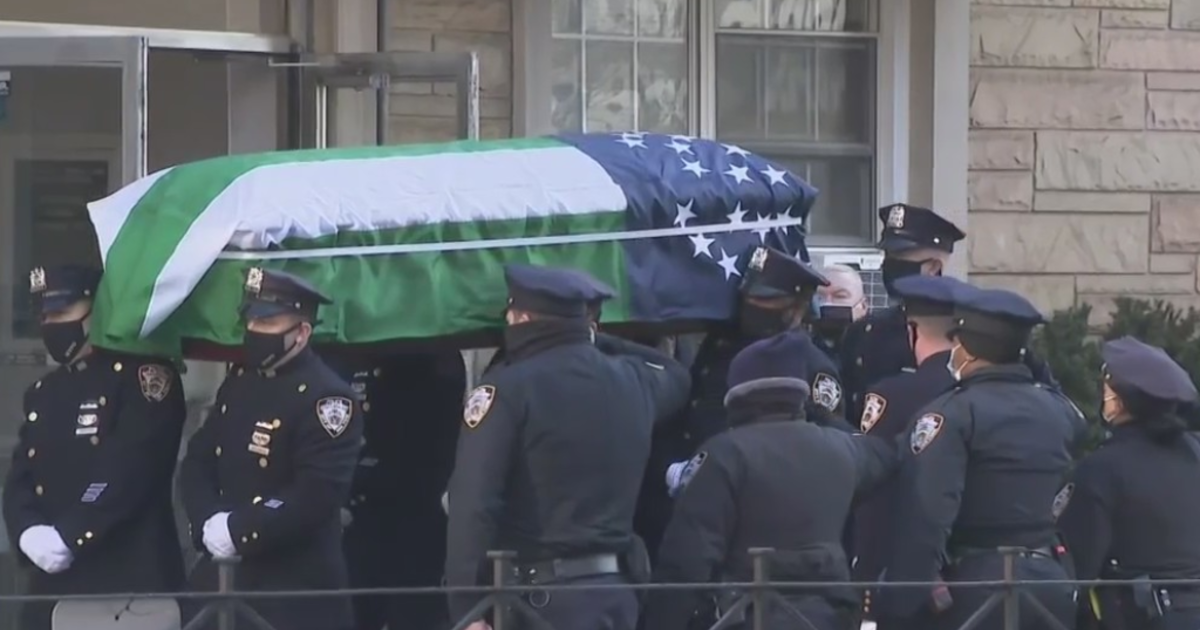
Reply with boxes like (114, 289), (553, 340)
(665, 460), (689, 498)
(202, 512), (237, 558)
(19, 525), (73, 574)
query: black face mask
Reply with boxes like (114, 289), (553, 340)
(881, 258), (936, 295)
(243, 324), (301, 369)
(739, 303), (799, 338)
(42, 320), (88, 364)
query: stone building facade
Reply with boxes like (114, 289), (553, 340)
(967, 0), (1200, 324)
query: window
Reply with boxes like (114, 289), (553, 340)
(544, 0), (880, 244)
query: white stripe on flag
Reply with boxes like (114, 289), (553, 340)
(140, 145), (626, 337)
(86, 167), (175, 267)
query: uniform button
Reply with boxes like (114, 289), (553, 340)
(297, 384), (308, 393)
(373, 368), (382, 377)
(84, 531), (93, 539)
(90, 436), (100, 446)
(215, 446), (222, 456)
(27, 448), (35, 458)
(252, 532), (259, 540)
(252, 496), (263, 505)
(683, 432), (691, 441)
(34, 381), (42, 390)
(865, 324), (873, 333)
(220, 404), (227, 414)
(357, 495), (366, 504)
(259, 458), (268, 468)
(237, 368), (245, 377)
(855, 357), (863, 366)
(76, 538), (84, 546)
(35, 485), (44, 496)
(362, 402), (371, 412)
(241, 536), (248, 544)
(113, 362), (123, 372)
(99, 396), (107, 407)
(27, 412), (37, 422)
(271, 419), (281, 429)
(690, 400), (699, 408)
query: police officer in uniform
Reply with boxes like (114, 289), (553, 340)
(852, 274), (971, 606)
(444, 264), (690, 630)
(2, 265), (188, 630)
(180, 267), (363, 630)
(811, 263), (868, 368)
(876, 287), (1084, 630)
(839, 203), (966, 424)
(1058, 337), (1200, 630)
(323, 350), (465, 630)
(638, 246), (848, 563)
(644, 332), (899, 630)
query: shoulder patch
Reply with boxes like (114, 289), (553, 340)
(910, 413), (945, 454)
(1052, 483), (1074, 519)
(464, 385), (496, 429)
(860, 393), (887, 433)
(812, 372), (843, 412)
(316, 396), (354, 438)
(679, 451), (707, 491)
(138, 364), (173, 402)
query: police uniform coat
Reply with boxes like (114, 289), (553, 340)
(877, 365), (1084, 629)
(644, 378), (898, 630)
(444, 323), (691, 623)
(839, 306), (912, 425)
(3, 352), (187, 626)
(852, 350), (955, 589)
(180, 349), (363, 630)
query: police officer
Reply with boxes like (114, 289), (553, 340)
(180, 267), (363, 630)
(852, 274), (970, 603)
(811, 263), (869, 367)
(2, 265), (188, 630)
(638, 246), (848, 562)
(322, 350), (465, 630)
(876, 287), (1084, 630)
(839, 203), (966, 424)
(444, 264), (690, 630)
(1058, 337), (1200, 630)
(644, 332), (899, 630)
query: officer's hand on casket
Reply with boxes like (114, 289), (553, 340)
(18, 525), (73, 574)
(202, 512), (237, 558)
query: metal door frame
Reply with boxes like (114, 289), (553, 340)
(284, 51), (481, 147)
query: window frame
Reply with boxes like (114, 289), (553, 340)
(515, 0), (912, 247)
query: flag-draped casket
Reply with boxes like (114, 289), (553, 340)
(85, 132), (817, 358)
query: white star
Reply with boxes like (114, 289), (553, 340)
(689, 233), (715, 258)
(674, 199), (697, 227)
(717, 249), (741, 280)
(617, 133), (646, 149)
(723, 144), (752, 158)
(727, 202), (748, 225)
(724, 164), (752, 185)
(681, 158), (710, 178)
(666, 138), (693, 155)
(762, 164), (789, 186)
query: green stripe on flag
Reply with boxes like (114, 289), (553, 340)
(91, 136), (568, 354)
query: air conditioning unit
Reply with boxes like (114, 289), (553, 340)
(809, 248), (888, 312)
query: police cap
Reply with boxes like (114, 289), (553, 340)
(1102, 336), (1198, 405)
(28, 265), (102, 314)
(505, 264), (616, 319)
(952, 288), (1044, 340)
(725, 331), (813, 403)
(893, 274), (973, 317)
(877, 203), (965, 254)
(741, 246), (829, 299)
(240, 267), (332, 321)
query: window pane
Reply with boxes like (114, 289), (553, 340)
(554, 0), (582, 35)
(637, 42), (688, 134)
(585, 40), (635, 132)
(716, 0), (876, 32)
(716, 35), (872, 144)
(551, 39), (583, 132)
(586, 0), (635, 35)
(757, 154), (873, 239)
(638, 0), (687, 38)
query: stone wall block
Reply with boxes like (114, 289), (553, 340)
(1076, 273), (1196, 294)
(970, 69), (1144, 129)
(968, 212), (1148, 273)
(1101, 29), (1200, 71)
(395, 0), (511, 33)
(969, 171), (1034, 211)
(970, 274), (1077, 313)
(1032, 191), (1150, 212)
(972, 0), (1071, 5)
(1152, 195), (1200, 252)
(1036, 132), (1200, 192)
(1075, 0), (1167, 7)
(1101, 9), (1169, 27)
(971, 7), (1099, 68)
(969, 130), (1034, 170)
(1150, 253), (1198, 273)
(1170, 0), (1200, 30)
(1148, 91), (1200, 130)
(1146, 72), (1200, 90)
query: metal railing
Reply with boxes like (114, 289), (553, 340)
(7, 547), (1188, 630)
